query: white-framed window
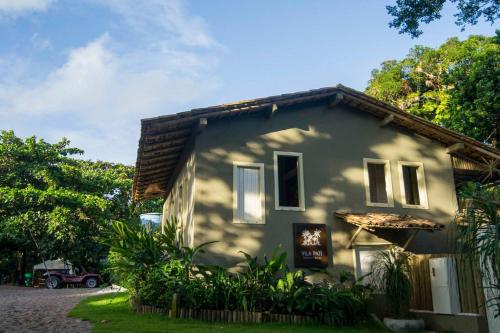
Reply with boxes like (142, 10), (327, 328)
(273, 151), (305, 211)
(353, 244), (390, 286)
(363, 158), (394, 207)
(233, 162), (265, 224)
(397, 161), (429, 209)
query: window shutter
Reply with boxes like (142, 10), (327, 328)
(236, 166), (261, 222)
(243, 167), (260, 221)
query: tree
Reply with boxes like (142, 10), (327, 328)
(366, 33), (499, 147)
(0, 130), (161, 283)
(387, 0), (499, 38)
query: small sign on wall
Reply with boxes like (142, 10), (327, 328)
(293, 223), (328, 268)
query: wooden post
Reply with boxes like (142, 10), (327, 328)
(170, 293), (178, 318)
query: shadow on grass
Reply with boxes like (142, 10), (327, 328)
(69, 292), (388, 333)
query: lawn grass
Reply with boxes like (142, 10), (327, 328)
(69, 292), (388, 333)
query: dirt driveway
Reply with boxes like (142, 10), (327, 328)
(0, 285), (114, 333)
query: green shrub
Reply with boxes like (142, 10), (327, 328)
(372, 246), (413, 318)
(104, 220), (371, 326)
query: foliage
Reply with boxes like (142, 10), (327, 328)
(386, 0), (499, 38)
(0, 130), (162, 278)
(69, 292), (384, 333)
(372, 246), (413, 318)
(450, 181), (500, 317)
(105, 222), (370, 326)
(366, 33), (500, 147)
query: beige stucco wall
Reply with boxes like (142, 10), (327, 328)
(162, 149), (196, 247)
(191, 103), (458, 276)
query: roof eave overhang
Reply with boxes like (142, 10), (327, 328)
(132, 85), (500, 201)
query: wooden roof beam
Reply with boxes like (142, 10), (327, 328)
(141, 154), (180, 165)
(266, 104), (278, 119)
(142, 150), (180, 159)
(144, 128), (192, 144)
(141, 147), (184, 160)
(136, 181), (169, 191)
(143, 138), (188, 152)
(196, 117), (207, 133)
(136, 179), (169, 189)
(380, 114), (394, 127)
(140, 159), (178, 171)
(446, 142), (465, 154)
(328, 92), (343, 108)
(470, 145), (500, 161)
(139, 167), (175, 178)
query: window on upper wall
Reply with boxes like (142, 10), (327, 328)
(363, 158), (394, 207)
(398, 161), (428, 209)
(274, 152), (305, 211)
(233, 162), (265, 224)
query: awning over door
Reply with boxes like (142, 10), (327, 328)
(335, 211), (444, 249)
(335, 211), (444, 232)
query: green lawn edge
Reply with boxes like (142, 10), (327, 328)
(68, 292), (388, 333)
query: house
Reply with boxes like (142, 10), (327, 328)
(132, 85), (499, 280)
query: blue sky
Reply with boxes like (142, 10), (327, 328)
(0, 0), (497, 164)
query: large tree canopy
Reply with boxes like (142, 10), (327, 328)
(366, 33), (499, 147)
(387, 0), (499, 38)
(0, 130), (161, 276)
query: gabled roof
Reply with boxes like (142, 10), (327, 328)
(133, 84), (500, 201)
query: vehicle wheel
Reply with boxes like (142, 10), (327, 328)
(85, 277), (98, 288)
(46, 276), (61, 289)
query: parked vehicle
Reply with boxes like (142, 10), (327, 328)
(43, 271), (100, 289)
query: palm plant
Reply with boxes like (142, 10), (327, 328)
(451, 182), (499, 317)
(371, 246), (413, 318)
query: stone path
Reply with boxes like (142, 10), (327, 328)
(0, 285), (116, 333)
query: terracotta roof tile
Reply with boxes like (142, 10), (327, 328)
(335, 211), (445, 231)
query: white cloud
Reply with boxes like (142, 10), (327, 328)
(31, 33), (53, 50)
(0, 0), (221, 164)
(0, 33), (219, 163)
(93, 0), (218, 48)
(0, 0), (54, 15)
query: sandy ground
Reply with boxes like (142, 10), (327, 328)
(0, 285), (117, 333)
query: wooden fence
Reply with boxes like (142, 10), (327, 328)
(409, 254), (485, 315)
(132, 303), (338, 324)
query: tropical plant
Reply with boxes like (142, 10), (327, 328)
(372, 246), (413, 318)
(451, 181), (500, 317)
(366, 33), (499, 148)
(270, 270), (306, 314)
(105, 221), (371, 326)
